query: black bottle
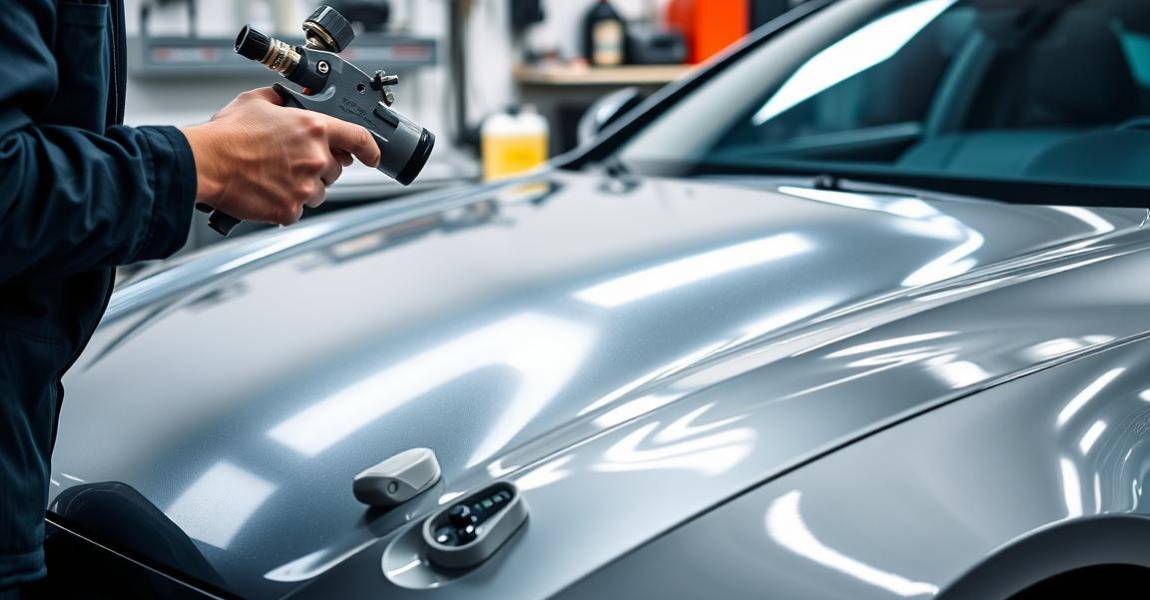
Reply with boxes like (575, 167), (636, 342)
(582, 0), (626, 67)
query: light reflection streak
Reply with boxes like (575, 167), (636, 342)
(1059, 457), (1084, 518)
(388, 558), (423, 577)
(1050, 206), (1116, 235)
(1078, 420), (1108, 455)
(466, 316), (595, 467)
(778, 187), (939, 221)
(788, 346), (950, 399)
(579, 343), (726, 416)
(594, 405), (755, 476)
(753, 0), (958, 124)
(654, 404), (744, 444)
(166, 461), (277, 549)
(581, 300), (837, 421)
(575, 233), (813, 308)
(438, 491), (465, 505)
(1024, 336), (1114, 361)
(730, 299), (841, 347)
(781, 182), (984, 288)
(215, 226), (331, 274)
(515, 455), (576, 491)
(267, 312), (593, 459)
(912, 277), (1005, 302)
(595, 394), (679, 429)
(893, 218), (964, 241)
(828, 331), (955, 358)
(924, 355), (989, 389)
(902, 229), (984, 287)
(765, 491), (939, 596)
(1056, 368), (1125, 427)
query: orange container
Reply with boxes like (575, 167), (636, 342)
(666, 0), (750, 64)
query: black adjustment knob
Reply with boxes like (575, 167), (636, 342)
(457, 523), (477, 544)
(235, 25), (271, 61)
(433, 526), (459, 546)
(304, 6), (355, 52)
(447, 505), (474, 527)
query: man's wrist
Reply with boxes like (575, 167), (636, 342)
(181, 124), (225, 208)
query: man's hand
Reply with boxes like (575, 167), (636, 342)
(182, 88), (381, 225)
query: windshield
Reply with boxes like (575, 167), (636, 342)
(619, 0), (1150, 192)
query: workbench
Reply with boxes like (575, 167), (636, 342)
(514, 64), (693, 155)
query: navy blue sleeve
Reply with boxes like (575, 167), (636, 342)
(0, 0), (197, 283)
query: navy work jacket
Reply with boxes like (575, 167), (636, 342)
(0, 0), (196, 586)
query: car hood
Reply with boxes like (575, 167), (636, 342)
(51, 171), (1149, 598)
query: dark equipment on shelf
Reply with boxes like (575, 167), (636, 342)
(199, 5), (436, 236)
(331, 0), (392, 32)
(626, 23), (687, 65)
(510, 0), (546, 32)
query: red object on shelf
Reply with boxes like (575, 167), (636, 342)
(665, 0), (750, 64)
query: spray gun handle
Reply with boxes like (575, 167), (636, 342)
(196, 203), (242, 236)
(196, 86), (302, 237)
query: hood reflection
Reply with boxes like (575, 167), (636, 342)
(777, 185), (985, 287)
(166, 461), (277, 550)
(575, 233), (813, 308)
(1058, 456), (1085, 518)
(1057, 368), (1126, 427)
(267, 312), (594, 460)
(765, 491), (938, 597)
(594, 404), (755, 476)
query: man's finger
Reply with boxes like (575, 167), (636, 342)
(243, 87), (285, 106)
(325, 119), (381, 168)
(320, 159), (343, 190)
(334, 150), (354, 168)
(303, 182), (327, 210)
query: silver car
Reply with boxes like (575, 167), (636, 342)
(42, 0), (1150, 598)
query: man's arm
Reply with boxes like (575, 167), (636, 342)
(0, 1), (198, 281)
(0, 2), (380, 283)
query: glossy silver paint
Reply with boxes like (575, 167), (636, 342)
(559, 332), (1150, 599)
(51, 169), (1150, 598)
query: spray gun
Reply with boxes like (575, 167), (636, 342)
(196, 5), (436, 236)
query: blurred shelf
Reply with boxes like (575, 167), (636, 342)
(130, 34), (438, 79)
(514, 64), (692, 86)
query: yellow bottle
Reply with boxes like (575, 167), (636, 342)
(482, 106), (550, 181)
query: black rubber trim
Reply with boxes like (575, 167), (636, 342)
(44, 516), (238, 600)
(396, 129), (435, 186)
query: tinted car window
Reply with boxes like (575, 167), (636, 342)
(621, 0), (1150, 188)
